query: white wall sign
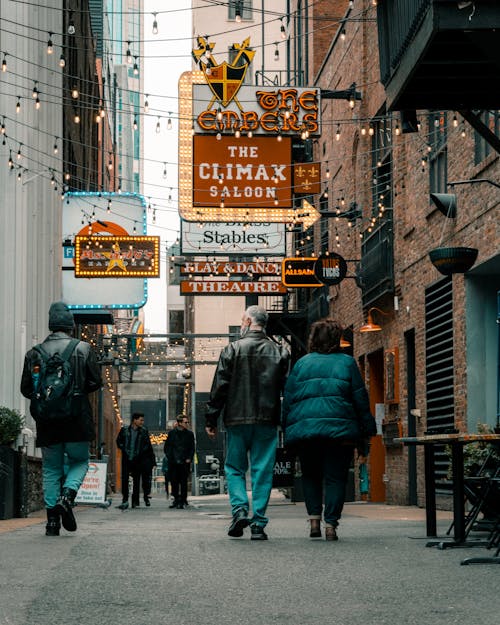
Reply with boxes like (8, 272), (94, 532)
(62, 192), (148, 309)
(181, 220), (286, 256)
(75, 461), (107, 504)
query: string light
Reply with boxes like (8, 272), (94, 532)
(59, 53), (66, 68)
(453, 114), (458, 127)
(152, 13), (158, 35)
(126, 41), (132, 64)
(280, 18), (287, 39)
(235, 1), (242, 22)
(67, 12), (76, 35)
(163, 163), (167, 179)
(144, 95), (149, 113)
(35, 96), (40, 110)
(47, 33), (53, 54)
(72, 87), (79, 99)
(274, 43), (279, 61)
(133, 57), (139, 76)
(2, 54), (7, 72)
(156, 117), (161, 133)
(74, 112), (80, 124)
(167, 114), (172, 130)
(340, 29), (346, 42)
(16, 97), (21, 114)
(335, 125), (341, 140)
(32, 82), (38, 99)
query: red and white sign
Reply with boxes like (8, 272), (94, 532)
(193, 136), (292, 208)
(180, 280), (287, 295)
(181, 261), (281, 276)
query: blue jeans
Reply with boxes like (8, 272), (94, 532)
(299, 440), (353, 527)
(224, 424), (277, 527)
(41, 442), (90, 508)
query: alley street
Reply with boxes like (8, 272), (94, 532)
(0, 492), (498, 625)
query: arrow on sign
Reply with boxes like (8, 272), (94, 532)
(298, 199), (320, 228)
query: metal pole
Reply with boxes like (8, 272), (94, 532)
(191, 379), (198, 495)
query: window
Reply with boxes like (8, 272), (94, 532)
(169, 310), (184, 345)
(474, 110), (500, 164)
(228, 0), (252, 21)
(371, 114), (392, 216)
(428, 112), (447, 193)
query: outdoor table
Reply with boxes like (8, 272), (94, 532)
(395, 433), (500, 549)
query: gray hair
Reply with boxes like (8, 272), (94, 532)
(245, 305), (268, 328)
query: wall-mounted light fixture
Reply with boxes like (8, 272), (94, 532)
(359, 307), (390, 333)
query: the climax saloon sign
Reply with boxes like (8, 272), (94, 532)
(178, 37), (321, 223)
(74, 236), (160, 278)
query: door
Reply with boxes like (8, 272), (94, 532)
(367, 349), (386, 502)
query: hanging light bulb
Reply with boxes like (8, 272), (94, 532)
(133, 117), (138, 130)
(235, 128), (241, 139)
(453, 114), (458, 127)
(47, 33), (54, 54)
(340, 28), (346, 42)
(167, 114), (172, 130)
(67, 12), (76, 35)
(35, 96), (41, 110)
(335, 124), (341, 140)
(53, 139), (58, 154)
(280, 18), (287, 39)
(8, 151), (13, 169)
(0, 120), (5, 134)
(74, 112), (80, 124)
(156, 117), (161, 133)
(152, 12), (158, 35)
(163, 163), (167, 179)
(17, 144), (22, 160)
(235, 1), (242, 22)
(325, 166), (330, 178)
(274, 43), (279, 61)
(95, 113), (101, 124)
(72, 87), (79, 99)
(248, 130), (253, 138)
(1, 54), (7, 72)
(368, 124), (374, 136)
(126, 41), (132, 64)
(133, 57), (139, 76)
(59, 53), (66, 68)
(32, 82), (38, 98)
(16, 97), (21, 114)
(144, 95), (149, 113)
(394, 123), (401, 136)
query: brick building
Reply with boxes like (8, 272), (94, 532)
(286, 0), (500, 505)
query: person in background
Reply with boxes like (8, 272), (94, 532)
(205, 305), (290, 541)
(164, 414), (195, 509)
(116, 412), (156, 509)
(161, 453), (170, 500)
(20, 301), (102, 536)
(282, 318), (376, 541)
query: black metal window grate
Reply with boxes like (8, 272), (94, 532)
(425, 276), (454, 486)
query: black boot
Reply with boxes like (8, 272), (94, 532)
(55, 487), (78, 532)
(45, 508), (61, 536)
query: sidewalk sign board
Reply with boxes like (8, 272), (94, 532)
(75, 461), (107, 504)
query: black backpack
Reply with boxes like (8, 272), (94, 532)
(31, 339), (79, 422)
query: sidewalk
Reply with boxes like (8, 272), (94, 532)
(0, 492), (497, 625)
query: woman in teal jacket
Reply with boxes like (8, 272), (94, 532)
(282, 318), (376, 541)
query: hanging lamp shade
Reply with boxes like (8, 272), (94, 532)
(359, 307), (389, 333)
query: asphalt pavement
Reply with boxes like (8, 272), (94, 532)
(0, 491), (498, 625)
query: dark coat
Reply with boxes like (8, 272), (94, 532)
(116, 425), (156, 471)
(20, 332), (102, 447)
(164, 427), (195, 465)
(205, 330), (290, 429)
(282, 351), (377, 447)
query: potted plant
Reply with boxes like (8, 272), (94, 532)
(0, 407), (24, 520)
(429, 246), (478, 275)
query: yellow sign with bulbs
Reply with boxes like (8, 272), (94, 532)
(179, 37), (321, 224)
(74, 236), (160, 278)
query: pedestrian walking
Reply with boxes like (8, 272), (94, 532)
(205, 305), (290, 540)
(116, 412), (156, 509)
(164, 414), (195, 508)
(161, 453), (170, 499)
(20, 301), (102, 536)
(282, 318), (377, 541)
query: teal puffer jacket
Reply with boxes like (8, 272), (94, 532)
(282, 352), (376, 446)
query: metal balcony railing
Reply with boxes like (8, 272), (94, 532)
(377, 0), (431, 85)
(360, 217), (394, 308)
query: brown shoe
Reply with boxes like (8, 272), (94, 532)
(325, 526), (338, 541)
(309, 519), (321, 538)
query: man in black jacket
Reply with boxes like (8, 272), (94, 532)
(205, 305), (290, 540)
(20, 301), (102, 536)
(116, 412), (157, 509)
(164, 414), (195, 508)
